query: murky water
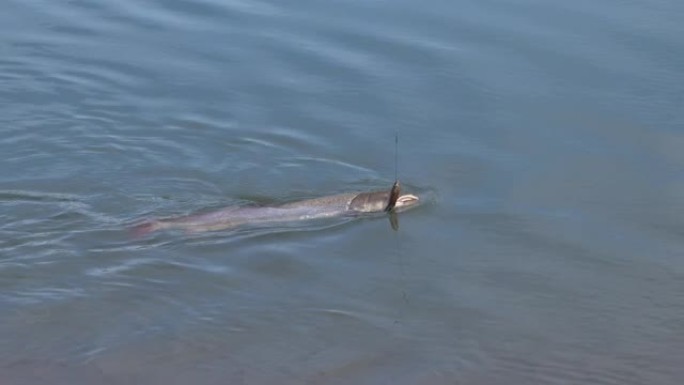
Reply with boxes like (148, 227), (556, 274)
(1, 0), (683, 383)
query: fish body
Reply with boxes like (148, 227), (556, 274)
(133, 189), (419, 236)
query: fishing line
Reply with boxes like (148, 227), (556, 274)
(391, 132), (409, 329)
(394, 132), (399, 181)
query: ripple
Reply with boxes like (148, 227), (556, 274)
(0, 189), (80, 203)
(85, 257), (161, 278)
(489, 349), (650, 385)
(9, 286), (88, 304)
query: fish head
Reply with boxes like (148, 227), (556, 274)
(393, 193), (420, 211)
(350, 191), (420, 213)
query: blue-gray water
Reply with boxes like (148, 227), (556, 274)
(1, 0), (683, 383)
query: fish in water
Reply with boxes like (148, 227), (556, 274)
(132, 185), (420, 236)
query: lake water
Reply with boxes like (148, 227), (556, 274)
(1, 0), (683, 383)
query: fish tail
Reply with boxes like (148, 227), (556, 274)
(131, 220), (162, 238)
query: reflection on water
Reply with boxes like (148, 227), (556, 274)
(1, 0), (683, 383)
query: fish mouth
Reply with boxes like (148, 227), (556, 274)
(394, 194), (419, 210)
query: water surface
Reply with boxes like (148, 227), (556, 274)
(1, 0), (683, 383)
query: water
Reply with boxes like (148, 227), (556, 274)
(1, 0), (683, 383)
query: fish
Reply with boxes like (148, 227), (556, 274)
(132, 186), (419, 236)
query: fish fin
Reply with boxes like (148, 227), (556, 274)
(384, 180), (401, 212)
(131, 220), (161, 238)
(388, 211), (399, 231)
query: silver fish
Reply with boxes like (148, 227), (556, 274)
(133, 188), (419, 236)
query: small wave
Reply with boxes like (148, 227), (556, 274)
(0, 189), (80, 203)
